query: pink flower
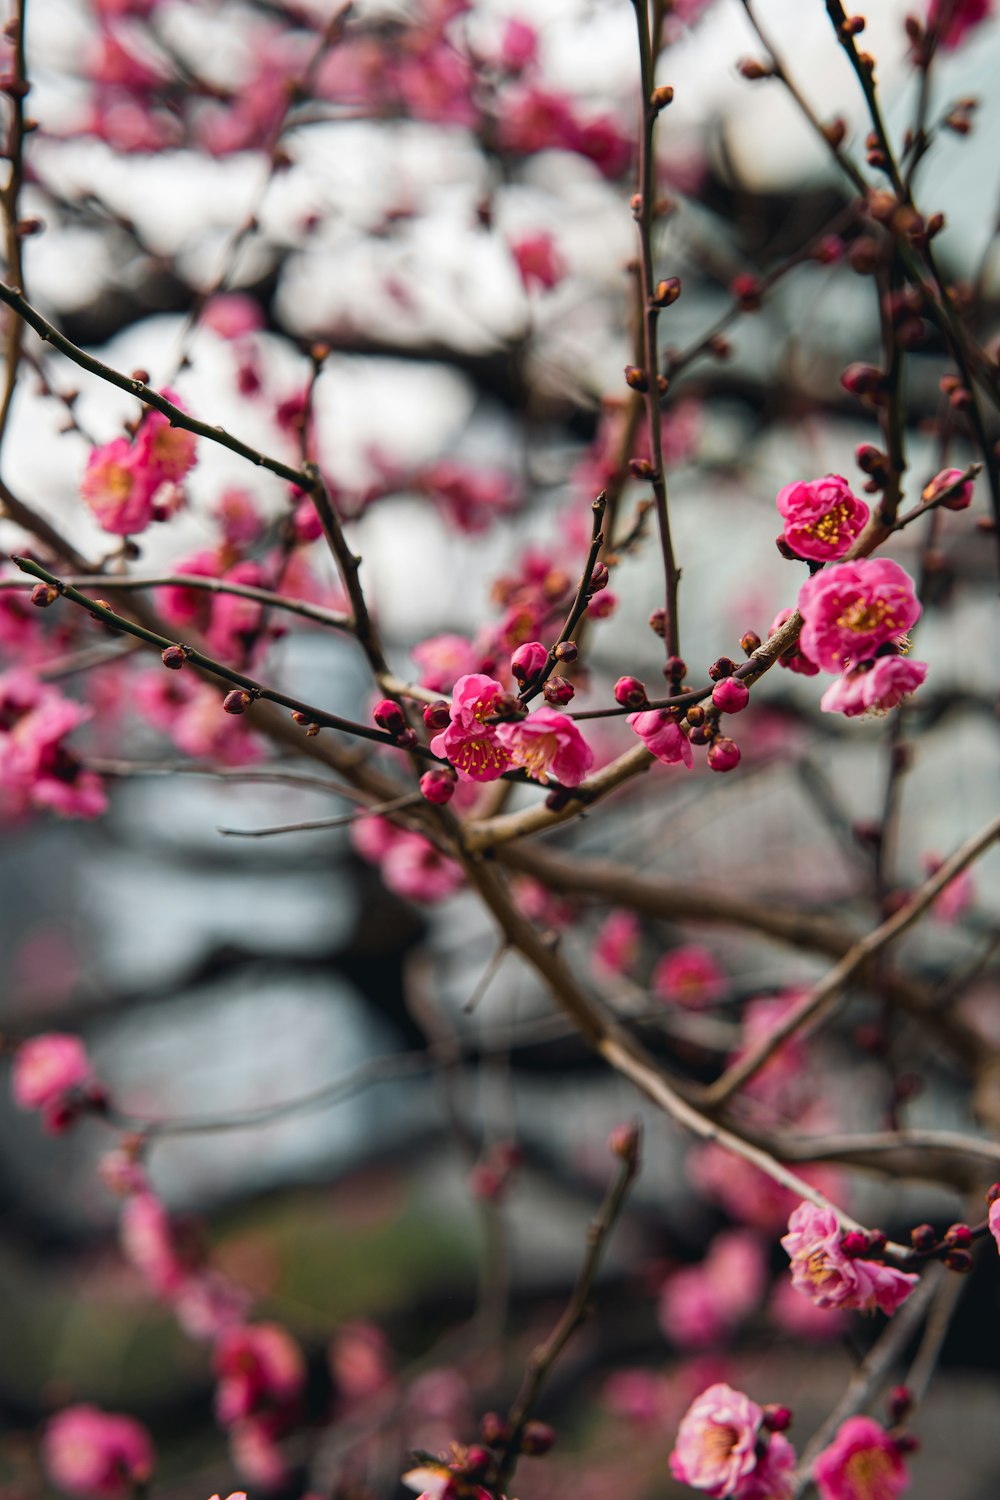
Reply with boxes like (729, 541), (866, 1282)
(43, 1405), (154, 1500)
(214, 1322), (306, 1425)
(329, 1321), (394, 1403)
(781, 1203), (919, 1315)
(811, 1416), (908, 1500)
(494, 705), (594, 786)
(627, 708), (693, 767)
(0, 673), (107, 819)
(798, 559), (921, 674)
(498, 17), (538, 70)
(120, 1191), (187, 1297)
(201, 292), (264, 338)
(228, 1414), (289, 1489)
(510, 232), (566, 292)
(770, 1278), (848, 1342)
(653, 945), (726, 1008)
(134, 394), (198, 486)
(669, 1383), (763, 1495)
(712, 677), (749, 713)
(510, 640), (548, 683)
(989, 1197), (1000, 1252)
(928, 0), (993, 48)
(921, 465), (975, 510)
(658, 1230), (767, 1349)
(593, 909), (641, 976)
(12, 1033), (95, 1131)
(733, 1433), (797, 1500)
(412, 635), (481, 694)
(769, 607), (820, 676)
(80, 437), (158, 534)
(776, 475), (870, 561)
(380, 831), (464, 903)
(819, 656), (927, 717)
(430, 674), (512, 782)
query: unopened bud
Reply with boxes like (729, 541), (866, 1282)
(823, 117), (848, 150)
(420, 768), (456, 804)
(423, 699), (451, 730)
(910, 1223), (937, 1251)
(589, 563), (610, 593)
(624, 364), (649, 392)
(629, 457), (655, 478)
(887, 1385), (913, 1425)
(943, 1248), (974, 1273)
(614, 675), (647, 709)
(521, 1421), (556, 1457)
(222, 689), (252, 715)
(30, 582), (58, 607)
(740, 630), (761, 655)
(161, 644), (188, 670)
(480, 1412), (510, 1446)
(511, 640), (548, 683)
(651, 84), (674, 111)
(543, 677), (575, 705)
(707, 736), (741, 771)
(708, 656), (736, 680)
(944, 1222), (972, 1248)
(652, 276), (681, 307)
(840, 1230), (870, 1258)
(373, 698), (406, 735)
(553, 640), (578, 663)
(608, 1119), (640, 1164)
(841, 362), (887, 402)
(396, 727), (419, 750)
(730, 272), (761, 311)
(762, 1405), (793, 1433)
(738, 57), (773, 80)
(664, 654), (686, 681)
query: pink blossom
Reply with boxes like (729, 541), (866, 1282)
(510, 232), (566, 292)
(593, 909), (641, 976)
(922, 465), (975, 509)
(819, 655), (927, 717)
(510, 640), (548, 683)
(80, 436), (158, 534)
(174, 1271), (251, 1342)
(412, 634), (481, 693)
(653, 945), (726, 1008)
(989, 1197), (1000, 1252)
(923, 852), (974, 922)
(156, 549), (224, 630)
(776, 475), (870, 562)
(420, 461), (518, 533)
(43, 1405), (154, 1500)
(497, 84), (577, 156)
(627, 708), (693, 767)
(228, 1414), (288, 1489)
(658, 1230), (767, 1349)
(494, 705), (594, 786)
(798, 560), (921, 674)
(669, 1383), (763, 1496)
(12, 1033), (95, 1131)
(430, 673), (512, 782)
(781, 1203), (919, 1314)
(769, 1278), (848, 1341)
(711, 677), (749, 714)
(0, 672), (107, 819)
(201, 293), (264, 339)
(498, 17), (538, 70)
(733, 1433), (797, 1500)
(329, 1321), (394, 1403)
(214, 1322), (306, 1425)
(120, 1191), (187, 1297)
(601, 1367), (670, 1425)
(134, 394), (198, 485)
(928, 0), (993, 48)
(811, 1416), (908, 1500)
(379, 829), (464, 902)
(214, 488), (264, 546)
(769, 607), (820, 676)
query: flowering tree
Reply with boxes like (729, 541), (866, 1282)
(2, 0), (999, 1497)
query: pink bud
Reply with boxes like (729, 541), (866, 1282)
(707, 737), (741, 772)
(222, 690), (251, 715)
(614, 675), (647, 709)
(922, 466), (974, 510)
(711, 677), (749, 713)
(423, 699), (451, 731)
(373, 699), (405, 735)
(510, 640), (548, 683)
(420, 768), (456, 804)
(543, 677), (575, 705)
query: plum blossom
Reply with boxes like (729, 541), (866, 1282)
(214, 1322), (306, 1425)
(923, 853), (974, 922)
(430, 674), (512, 782)
(80, 436), (158, 534)
(811, 1416), (909, 1500)
(119, 1190), (188, 1297)
(658, 1230), (767, 1349)
(928, 0), (993, 48)
(781, 1203), (919, 1314)
(12, 1033), (98, 1132)
(989, 1196), (1000, 1252)
(352, 816), (464, 903)
(0, 672), (107, 819)
(412, 634), (482, 695)
(593, 909), (641, 976)
(627, 707), (693, 766)
(732, 1433), (797, 1500)
(769, 608), (819, 676)
(510, 231), (566, 292)
(820, 657), (927, 717)
(776, 475), (870, 561)
(669, 1383), (763, 1495)
(494, 705), (594, 786)
(43, 1406), (154, 1500)
(653, 945), (726, 1008)
(797, 560), (921, 674)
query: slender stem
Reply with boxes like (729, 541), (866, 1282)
(517, 491), (606, 704)
(0, 0), (28, 452)
(216, 791), (421, 838)
(700, 813), (1000, 1108)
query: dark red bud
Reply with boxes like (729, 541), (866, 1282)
(480, 1412), (510, 1446)
(686, 704), (706, 726)
(738, 57), (773, 79)
(520, 1421), (556, 1456)
(30, 582), (59, 607)
(762, 1405), (793, 1433)
(222, 690), (252, 715)
(944, 1222), (972, 1247)
(887, 1385), (913, 1425)
(614, 675), (647, 709)
(730, 272), (761, 311)
(373, 698), (406, 735)
(161, 645), (188, 670)
(624, 364), (649, 392)
(652, 276), (681, 307)
(649, 609), (667, 637)
(608, 1120), (641, 1164)
(651, 84), (674, 111)
(553, 640), (578, 663)
(589, 563), (610, 593)
(910, 1223), (937, 1251)
(423, 699), (451, 730)
(543, 677), (575, 705)
(708, 656), (736, 680)
(840, 1230), (870, 1257)
(943, 1247), (974, 1273)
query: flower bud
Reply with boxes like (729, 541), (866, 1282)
(589, 563), (610, 593)
(740, 630), (761, 655)
(708, 656), (736, 681)
(420, 768), (456, 804)
(986, 1182), (1000, 1205)
(910, 1223), (937, 1251)
(943, 1247), (974, 1273)
(161, 644), (188, 670)
(614, 676), (647, 709)
(423, 699), (451, 731)
(712, 677), (749, 713)
(30, 582), (59, 607)
(688, 722), (712, 745)
(840, 1230), (869, 1258)
(922, 467), (974, 511)
(480, 1412), (510, 1446)
(887, 1385), (913, 1426)
(223, 689), (252, 715)
(944, 1222), (972, 1248)
(461, 1446), (494, 1480)
(629, 457), (655, 478)
(841, 363), (887, 400)
(396, 727), (419, 750)
(707, 736), (741, 771)
(738, 57), (773, 79)
(608, 1120), (640, 1165)
(624, 365), (649, 392)
(511, 640), (548, 683)
(664, 654), (685, 681)
(543, 677), (575, 706)
(650, 84), (674, 111)
(521, 1421), (556, 1456)
(686, 704), (706, 727)
(553, 640), (578, 663)
(730, 272), (761, 311)
(373, 699), (406, 735)
(652, 276), (681, 307)
(762, 1405), (793, 1433)
(649, 609), (667, 637)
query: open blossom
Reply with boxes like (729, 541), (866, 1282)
(733, 1434), (797, 1500)
(781, 1203), (919, 1315)
(430, 673), (512, 782)
(43, 1405), (154, 1500)
(669, 1384), (763, 1495)
(659, 1230), (767, 1349)
(812, 1416), (908, 1500)
(798, 559), (921, 674)
(776, 475), (870, 561)
(0, 672), (107, 819)
(134, 397), (198, 484)
(214, 1322), (306, 1425)
(494, 705), (594, 786)
(510, 231), (566, 292)
(12, 1033), (97, 1132)
(988, 1197), (1000, 1252)
(819, 657), (927, 717)
(80, 436), (158, 534)
(120, 1190), (188, 1297)
(928, 0), (993, 47)
(627, 707), (693, 767)
(593, 909), (641, 976)
(653, 944), (726, 1008)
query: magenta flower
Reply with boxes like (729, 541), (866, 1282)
(781, 1203), (919, 1315)
(627, 707), (693, 767)
(430, 673), (512, 782)
(733, 1433), (797, 1500)
(134, 393), (198, 484)
(712, 677), (749, 713)
(12, 1033), (95, 1132)
(928, 0), (993, 48)
(653, 945), (726, 1008)
(669, 1383), (763, 1495)
(0, 672), (107, 819)
(922, 465), (974, 510)
(776, 475), (870, 561)
(593, 909), (641, 976)
(811, 1415), (909, 1500)
(510, 232), (566, 292)
(120, 1190), (187, 1298)
(214, 1322), (306, 1425)
(80, 436), (158, 534)
(769, 607), (820, 676)
(43, 1405), (154, 1500)
(989, 1197), (1000, 1252)
(494, 706), (594, 786)
(658, 1230), (767, 1349)
(798, 559), (921, 673)
(820, 657), (927, 717)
